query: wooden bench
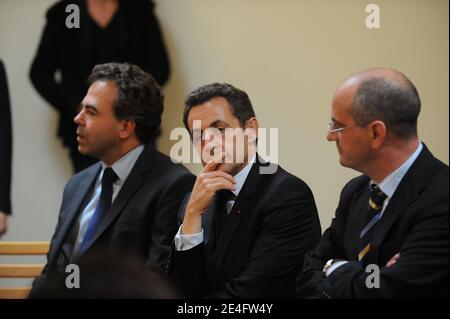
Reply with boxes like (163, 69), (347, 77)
(0, 241), (50, 299)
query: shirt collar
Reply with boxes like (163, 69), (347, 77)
(232, 155), (256, 197)
(100, 144), (145, 184)
(373, 142), (423, 198)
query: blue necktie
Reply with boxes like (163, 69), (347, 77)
(80, 167), (118, 254)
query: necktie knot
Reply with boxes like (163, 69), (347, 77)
(213, 189), (236, 245)
(370, 184), (387, 210)
(215, 189), (236, 204)
(102, 167), (118, 186)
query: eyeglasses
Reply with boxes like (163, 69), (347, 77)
(328, 121), (359, 134)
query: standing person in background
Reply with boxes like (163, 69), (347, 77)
(30, 0), (170, 173)
(0, 60), (12, 238)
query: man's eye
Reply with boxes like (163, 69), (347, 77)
(330, 122), (342, 130)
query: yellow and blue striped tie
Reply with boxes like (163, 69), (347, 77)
(358, 184), (387, 262)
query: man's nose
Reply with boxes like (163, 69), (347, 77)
(327, 131), (337, 142)
(204, 140), (221, 156)
(74, 109), (84, 125)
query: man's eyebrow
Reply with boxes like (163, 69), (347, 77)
(331, 117), (344, 126)
(82, 104), (98, 112)
(209, 120), (228, 127)
(190, 120), (228, 131)
(190, 120), (228, 137)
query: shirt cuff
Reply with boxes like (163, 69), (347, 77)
(325, 260), (349, 277)
(174, 224), (204, 251)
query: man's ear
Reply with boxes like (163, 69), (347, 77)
(370, 120), (387, 149)
(119, 119), (136, 140)
(244, 117), (259, 144)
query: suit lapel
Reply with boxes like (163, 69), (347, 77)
(345, 186), (370, 260)
(48, 164), (101, 264)
(82, 145), (155, 252)
(369, 146), (433, 263)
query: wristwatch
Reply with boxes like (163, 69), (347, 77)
(323, 259), (341, 273)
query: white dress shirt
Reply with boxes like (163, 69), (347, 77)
(325, 142), (423, 276)
(174, 156), (256, 251)
(71, 144), (144, 259)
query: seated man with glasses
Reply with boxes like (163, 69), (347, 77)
(297, 68), (449, 298)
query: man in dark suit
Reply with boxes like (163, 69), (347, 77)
(30, 0), (170, 172)
(167, 83), (321, 298)
(30, 63), (194, 297)
(0, 60), (12, 238)
(297, 68), (449, 298)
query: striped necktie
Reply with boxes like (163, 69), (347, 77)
(358, 184), (387, 262)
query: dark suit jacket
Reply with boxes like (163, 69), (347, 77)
(167, 159), (321, 298)
(0, 60), (12, 215)
(297, 145), (449, 298)
(29, 0), (170, 148)
(30, 144), (195, 294)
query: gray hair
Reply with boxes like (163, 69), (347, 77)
(352, 76), (421, 138)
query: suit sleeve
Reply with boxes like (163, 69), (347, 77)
(296, 180), (353, 298)
(167, 192), (209, 298)
(146, 171), (195, 271)
(140, 1), (170, 86)
(0, 62), (12, 215)
(29, 7), (79, 118)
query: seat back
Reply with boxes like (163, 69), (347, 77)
(0, 241), (49, 299)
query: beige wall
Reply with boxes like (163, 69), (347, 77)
(0, 0), (448, 243)
(157, 0), (449, 229)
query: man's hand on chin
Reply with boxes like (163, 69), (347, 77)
(182, 159), (236, 235)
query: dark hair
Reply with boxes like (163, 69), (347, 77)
(183, 83), (256, 130)
(29, 252), (178, 299)
(88, 63), (163, 144)
(352, 75), (421, 138)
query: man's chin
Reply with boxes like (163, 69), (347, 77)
(339, 157), (349, 168)
(339, 157), (357, 170)
(215, 163), (230, 172)
(200, 160), (241, 176)
(77, 145), (91, 156)
(206, 162), (233, 175)
(220, 163), (246, 176)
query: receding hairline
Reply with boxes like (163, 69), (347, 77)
(342, 68), (413, 93)
(333, 68), (416, 113)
